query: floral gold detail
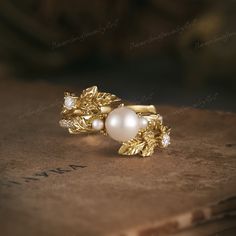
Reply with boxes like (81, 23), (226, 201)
(60, 86), (170, 157)
(61, 86), (120, 134)
(118, 114), (170, 157)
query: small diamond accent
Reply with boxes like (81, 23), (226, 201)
(59, 119), (74, 128)
(64, 96), (77, 110)
(161, 134), (170, 147)
(158, 115), (163, 123)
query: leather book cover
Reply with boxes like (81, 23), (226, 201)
(0, 79), (236, 236)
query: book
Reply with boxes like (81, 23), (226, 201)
(0, 79), (235, 236)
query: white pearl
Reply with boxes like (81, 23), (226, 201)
(105, 107), (139, 142)
(92, 119), (104, 130)
(139, 117), (148, 129)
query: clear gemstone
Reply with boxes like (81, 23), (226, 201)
(162, 134), (170, 147)
(64, 96), (77, 109)
(158, 115), (163, 123)
(59, 119), (73, 128)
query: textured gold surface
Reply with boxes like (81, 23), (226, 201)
(0, 79), (236, 236)
(118, 114), (170, 157)
(61, 86), (120, 134)
(60, 86), (170, 157)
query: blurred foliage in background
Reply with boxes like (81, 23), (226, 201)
(0, 0), (235, 90)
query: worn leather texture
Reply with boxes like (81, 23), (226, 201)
(0, 79), (236, 236)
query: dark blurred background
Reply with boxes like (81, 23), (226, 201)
(0, 0), (235, 111)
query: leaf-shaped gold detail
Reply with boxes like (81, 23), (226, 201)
(95, 92), (121, 106)
(117, 115), (170, 157)
(69, 116), (92, 133)
(80, 86), (98, 101)
(60, 86), (170, 157)
(141, 145), (155, 157)
(140, 131), (157, 157)
(118, 138), (145, 156)
(78, 86), (99, 112)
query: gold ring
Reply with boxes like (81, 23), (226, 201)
(59, 86), (170, 157)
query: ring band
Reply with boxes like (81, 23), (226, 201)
(59, 86), (170, 157)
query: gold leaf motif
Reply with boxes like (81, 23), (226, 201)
(60, 86), (170, 157)
(81, 103), (100, 114)
(145, 114), (162, 129)
(79, 86), (99, 112)
(118, 138), (145, 156)
(80, 86), (98, 101)
(160, 125), (171, 134)
(118, 118), (168, 157)
(140, 130), (157, 157)
(95, 92), (121, 106)
(69, 116), (92, 133)
(141, 145), (155, 157)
